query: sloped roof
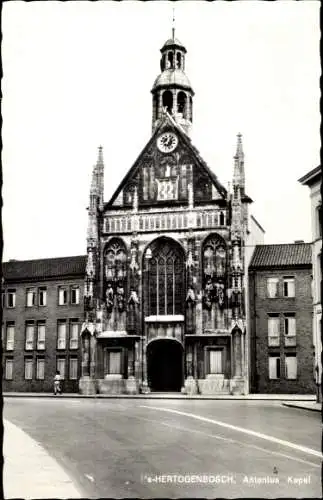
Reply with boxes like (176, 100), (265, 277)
(152, 69), (193, 91)
(298, 165), (321, 186)
(249, 243), (312, 269)
(2, 255), (87, 282)
(162, 38), (185, 49)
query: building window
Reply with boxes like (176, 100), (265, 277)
(5, 358), (13, 380)
(104, 350), (121, 375)
(7, 289), (16, 308)
(284, 313), (296, 346)
(37, 322), (46, 350)
(146, 238), (185, 316)
(6, 323), (15, 351)
(283, 277), (295, 298)
(26, 288), (37, 307)
(24, 358), (33, 380)
(267, 278), (279, 298)
(71, 286), (80, 305)
(69, 320), (79, 349)
(25, 321), (35, 350)
(285, 355), (297, 379)
(58, 287), (67, 305)
(269, 355), (280, 379)
(57, 321), (67, 350)
(36, 358), (45, 380)
(39, 287), (47, 306)
(56, 357), (66, 379)
(1, 291), (5, 308)
(267, 314), (280, 346)
(284, 313), (296, 335)
(209, 349), (223, 374)
(69, 357), (78, 380)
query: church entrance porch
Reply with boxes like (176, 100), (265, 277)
(147, 338), (184, 392)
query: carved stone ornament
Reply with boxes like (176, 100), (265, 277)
(129, 241), (139, 274)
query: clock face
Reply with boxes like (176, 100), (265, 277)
(157, 132), (178, 153)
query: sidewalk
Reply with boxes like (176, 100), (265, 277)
(3, 391), (317, 400)
(282, 401), (321, 413)
(3, 419), (82, 499)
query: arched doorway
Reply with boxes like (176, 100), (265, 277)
(147, 339), (183, 392)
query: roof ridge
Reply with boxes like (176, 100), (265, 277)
(3, 255), (86, 265)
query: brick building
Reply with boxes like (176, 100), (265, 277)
(248, 243), (315, 394)
(79, 30), (264, 396)
(2, 256), (86, 393)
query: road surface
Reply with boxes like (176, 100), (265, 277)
(4, 398), (322, 498)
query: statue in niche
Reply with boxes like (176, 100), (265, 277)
(186, 286), (196, 304)
(82, 336), (90, 376)
(203, 278), (213, 310)
(116, 283), (125, 313)
(217, 281), (225, 309)
(186, 249), (194, 271)
(105, 283), (114, 313)
(231, 289), (242, 316)
(128, 289), (139, 306)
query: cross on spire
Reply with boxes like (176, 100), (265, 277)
(172, 6), (176, 40)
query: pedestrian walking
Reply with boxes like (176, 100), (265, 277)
(54, 370), (62, 395)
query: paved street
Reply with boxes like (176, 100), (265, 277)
(4, 398), (322, 498)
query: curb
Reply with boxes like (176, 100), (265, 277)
(3, 392), (317, 401)
(281, 402), (321, 413)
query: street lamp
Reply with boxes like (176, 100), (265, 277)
(141, 247), (152, 393)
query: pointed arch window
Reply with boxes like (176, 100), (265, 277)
(146, 239), (185, 316)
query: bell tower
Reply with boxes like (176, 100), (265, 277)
(151, 23), (194, 135)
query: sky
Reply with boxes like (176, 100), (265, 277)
(2, 1), (320, 261)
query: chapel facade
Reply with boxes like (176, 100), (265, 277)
(80, 32), (257, 395)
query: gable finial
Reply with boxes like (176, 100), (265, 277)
(235, 133), (244, 159)
(98, 145), (104, 164)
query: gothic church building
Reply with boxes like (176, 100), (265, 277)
(80, 32), (263, 395)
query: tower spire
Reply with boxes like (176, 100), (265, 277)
(151, 20), (194, 136)
(233, 133), (245, 194)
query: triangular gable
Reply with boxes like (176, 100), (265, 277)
(106, 112), (227, 210)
